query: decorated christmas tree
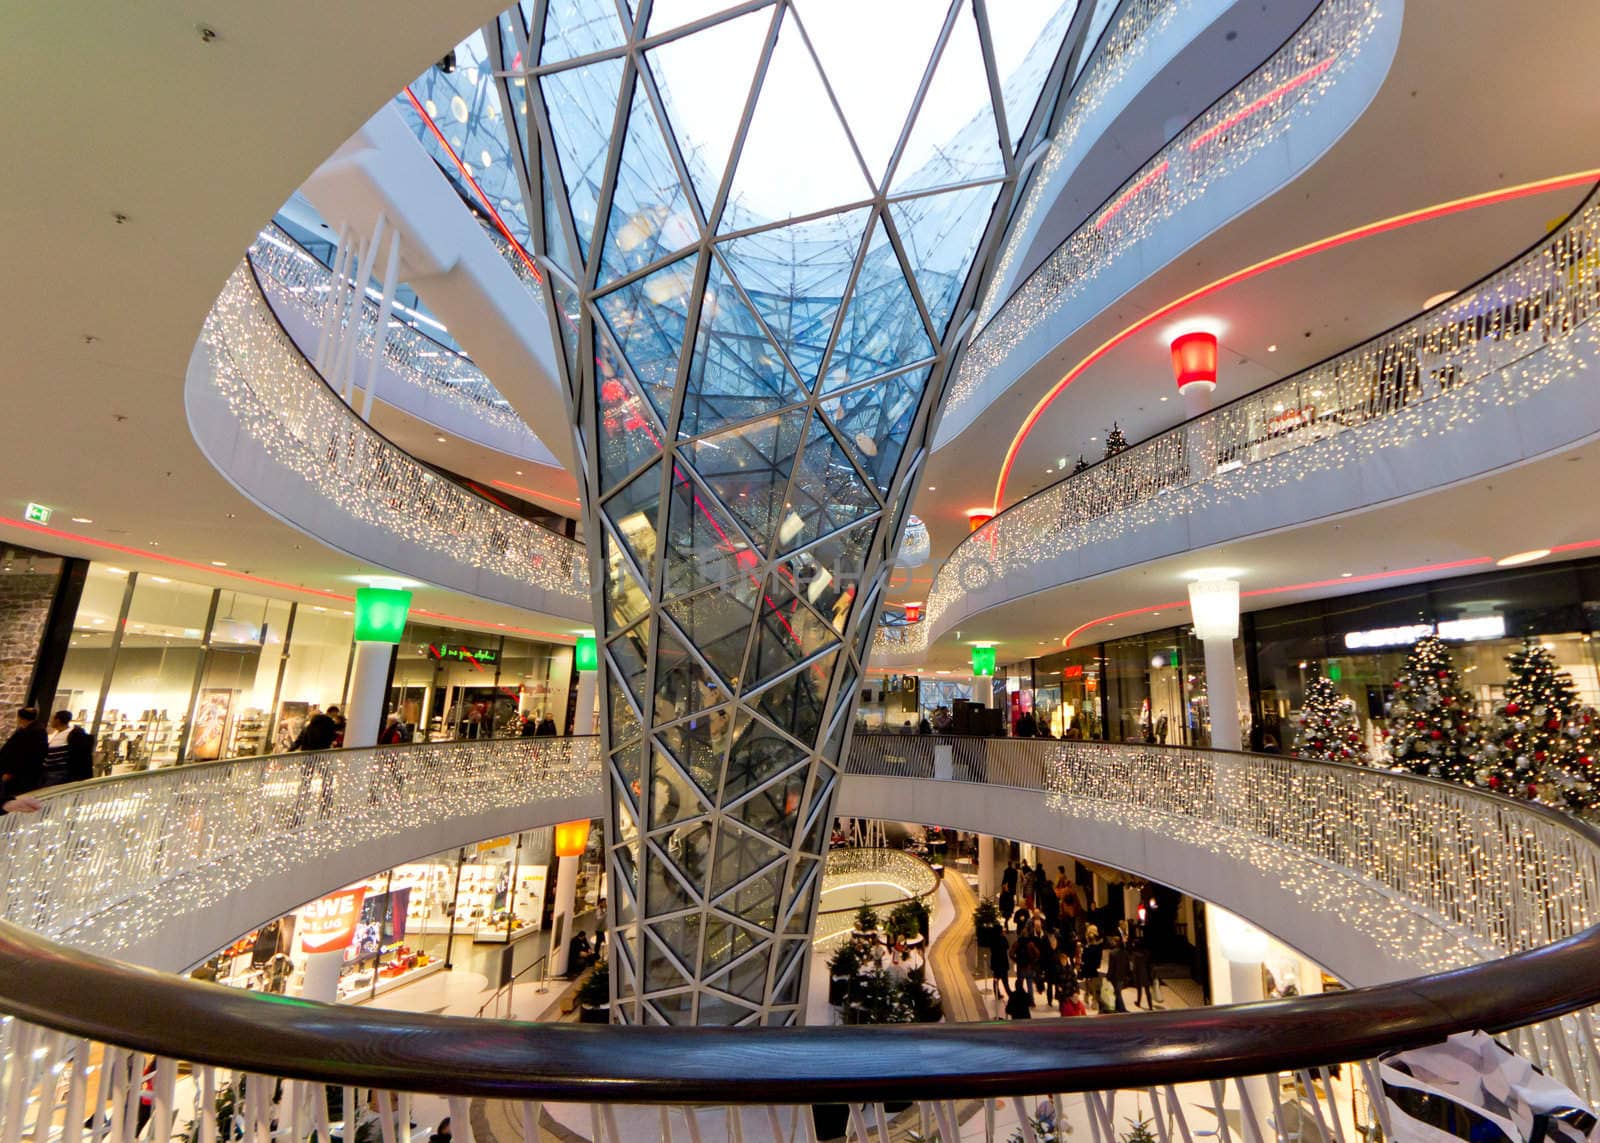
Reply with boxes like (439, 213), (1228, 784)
(1293, 675), (1368, 764)
(1103, 423), (1129, 459)
(1385, 635), (1481, 782)
(1071, 455), (1090, 475)
(1479, 640), (1600, 813)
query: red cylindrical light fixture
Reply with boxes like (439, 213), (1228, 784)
(965, 508), (994, 532)
(554, 819), (591, 858)
(1170, 330), (1218, 393)
(903, 602), (923, 623)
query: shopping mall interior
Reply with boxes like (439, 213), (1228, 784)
(5, 0), (1600, 1140)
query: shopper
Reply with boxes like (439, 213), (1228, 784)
(536, 714), (558, 736)
(0, 707), (47, 803)
(1131, 937), (1157, 1009)
(327, 706), (347, 747)
(987, 930), (1011, 1000)
(43, 711), (93, 785)
(291, 710), (339, 751)
(1105, 934), (1132, 1013)
(428, 1119), (451, 1143)
(520, 714), (538, 737)
(378, 713), (407, 746)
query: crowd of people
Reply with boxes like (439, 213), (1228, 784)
(0, 705), (93, 814)
(981, 859), (1157, 1020)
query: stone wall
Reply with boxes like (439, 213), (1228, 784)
(0, 568), (61, 711)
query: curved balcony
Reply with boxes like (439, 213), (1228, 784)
(186, 259), (590, 619)
(937, 0), (1402, 448)
(0, 738), (1596, 1137)
(881, 185), (1600, 664)
(248, 224), (555, 463)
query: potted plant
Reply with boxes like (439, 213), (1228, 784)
(888, 900), (930, 942)
(853, 904), (880, 939)
(576, 959), (610, 1023)
(826, 940), (861, 1007)
(974, 899), (1002, 952)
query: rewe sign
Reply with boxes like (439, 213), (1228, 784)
(298, 888), (366, 954)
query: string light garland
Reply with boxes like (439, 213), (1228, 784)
(950, 0), (1382, 422)
(875, 189), (1600, 664)
(201, 264), (590, 606)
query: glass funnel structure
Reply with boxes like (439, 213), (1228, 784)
(494, 0), (1083, 1024)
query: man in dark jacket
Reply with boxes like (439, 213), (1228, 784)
(291, 711), (339, 751)
(0, 708), (47, 803)
(44, 711), (93, 785)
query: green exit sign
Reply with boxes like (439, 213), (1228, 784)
(23, 503), (50, 524)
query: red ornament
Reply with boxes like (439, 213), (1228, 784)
(1488, 775), (1502, 788)
(1438, 670), (1449, 679)
(1415, 719), (1426, 730)
(1535, 750), (1547, 762)
(1546, 719), (1560, 731)
(1506, 703), (1520, 715)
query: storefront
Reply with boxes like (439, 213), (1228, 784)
(54, 562), (576, 771)
(194, 821), (605, 1004)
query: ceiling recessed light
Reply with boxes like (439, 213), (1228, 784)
(211, 561), (228, 567)
(1497, 549), (1551, 567)
(1340, 571), (1353, 578)
(927, 486), (936, 492)
(1159, 396), (1169, 402)
(1267, 344), (1278, 353)
(515, 470), (524, 476)
(70, 517), (93, 524)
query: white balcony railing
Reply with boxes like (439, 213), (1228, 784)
(882, 185), (1600, 661)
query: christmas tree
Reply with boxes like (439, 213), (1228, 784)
(1385, 635), (1481, 783)
(1480, 640), (1599, 813)
(1293, 675), (1368, 764)
(1103, 423), (1129, 459)
(1071, 455), (1090, 475)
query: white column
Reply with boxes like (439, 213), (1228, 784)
(574, 669), (598, 735)
(314, 223), (351, 373)
(1208, 906), (1274, 1143)
(1203, 637), (1242, 751)
(1180, 382), (1215, 419)
(978, 834), (997, 899)
(344, 641), (394, 748)
(299, 950), (344, 1003)
(360, 228), (402, 422)
(550, 854), (580, 976)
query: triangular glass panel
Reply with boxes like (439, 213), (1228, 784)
(781, 517), (878, 629)
(647, 0), (734, 32)
(600, 528), (651, 637)
(795, 0), (946, 185)
(754, 649), (838, 746)
(599, 72), (700, 285)
(776, 414), (880, 554)
(644, 841), (701, 915)
(679, 252), (809, 439)
(664, 577), (758, 689)
(610, 679), (643, 747)
(595, 253), (696, 422)
(818, 367), (929, 495)
(718, 207), (868, 387)
(646, 9), (771, 214)
(890, 182), (1000, 337)
(799, 783), (833, 856)
(653, 616), (728, 724)
(781, 857), (820, 933)
(613, 872), (638, 928)
(727, 759), (809, 848)
(657, 818), (714, 898)
(606, 621), (651, 710)
(649, 991), (697, 1025)
(541, 0), (627, 65)
(656, 707), (731, 797)
(706, 946), (772, 1004)
(819, 220), (935, 394)
(601, 460), (662, 588)
(989, 0), (1080, 150)
(725, 861), (786, 931)
(773, 937), (809, 1002)
(745, 571), (840, 689)
(541, 168), (580, 287)
(691, 408), (807, 550)
(702, 913), (766, 975)
(662, 462), (759, 601)
(820, 666), (856, 753)
(647, 746), (711, 831)
(889, 0), (1007, 194)
(546, 271), (583, 392)
(722, 709), (808, 805)
(710, 819), (787, 898)
(538, 56), (625, 260)
(719, 10), (872, 233)
(697, 994), (760, 1026)
(595, 321), (665, 494)
(642, 923), (696, 991)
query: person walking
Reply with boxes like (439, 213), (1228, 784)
(1080, 925), (1106, 1011)
(987, 930), (1011, 1001)
(1131, 936), (1157, 1009)
(536, 714), (558, 736)
(0, 707), (47, 804)
(1106, 934), (1132, 1013)
(43, 711), (92, 785)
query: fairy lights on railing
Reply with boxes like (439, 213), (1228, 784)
(954, 0), (1381, 420)
(200, 264), (589, 603)
(879, 188), (1600, 662)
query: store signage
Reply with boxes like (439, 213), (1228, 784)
(23, 503), (50, 524)
(354, 587), (411, 643)
(298, 888), (367, 954)
(427, 643), (499, 665)
(1343, 616), (1506, 650)
(574, 635), (598, 672)
(1062, 665), (1084, 680)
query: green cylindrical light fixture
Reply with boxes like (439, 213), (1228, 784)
(353, 587), (412, 643)
(971, 645), (996, 677)
(574, 635), (599, 672)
